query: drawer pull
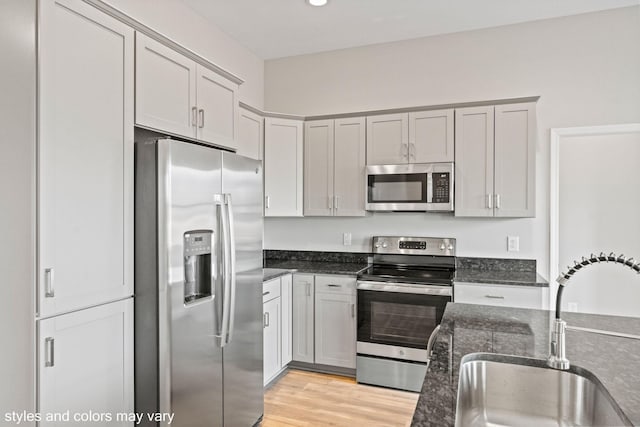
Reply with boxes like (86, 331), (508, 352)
(327, 284), (341, 288)
(263, 291), (270, 296)
(484, 294), (505, 299)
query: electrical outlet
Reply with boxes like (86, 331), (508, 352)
(507, 236), (520, 252)
(343, 232), (352, 246)
(567, 302), (578, 312)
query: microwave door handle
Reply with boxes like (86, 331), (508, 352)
(426, 173), (433, 203)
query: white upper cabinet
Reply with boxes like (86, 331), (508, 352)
(195, 65), (239, 147)
(304, 118), (366, 217)
(135, 32), (197, 139)
(304, 120), (334, 216)
(409, 109), (454, 163)
(333, 118), (366, 216)
(264, 118), (304, 216)
(494, 103), (536, 217)
(366, 113), (409, 165)
(237, 107), (263, 160)
(367, 110), (453, 165)
(135, 33), (239, 150)
(455, 103), (536, 218)
(39, 0), (134, 316)
(454, 106), (495, 217)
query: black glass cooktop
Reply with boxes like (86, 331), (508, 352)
(358, 265), (454, 286)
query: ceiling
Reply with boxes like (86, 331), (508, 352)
(181, 0), (640, 59)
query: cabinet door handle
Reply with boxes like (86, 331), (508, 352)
(409, 142), (416, 159)
(351, 303), (355, 318)
(334, 196), (339, 210)
(306, 283), (311, 297)
(484, 295), (505, 300)
(45, 337), (55, 367)
(191, 106), (198, 127)
(495, 194), (501, 209)
(265, 312), (270, 327)
(198, 109), (205, 128)
(328, 196), (333, 209)
(401, 143), (408, 159)
(265, 196), (270, 209)
(263, 313), (267, 328)
(487, 193), (493, 209)
(44, 268), (54, 298)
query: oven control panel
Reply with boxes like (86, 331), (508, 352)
(399, 241), (427, 250)
(373, 236), (456, 256)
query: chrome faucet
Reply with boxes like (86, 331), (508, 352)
(547, 252), (640, 370)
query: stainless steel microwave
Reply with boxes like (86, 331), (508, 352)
(365, 162), (454, 212)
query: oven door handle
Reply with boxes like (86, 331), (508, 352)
(356, 281), (452, 296)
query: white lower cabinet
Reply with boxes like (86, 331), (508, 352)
(280, 274), (293, 366)
(292, 274), (315, 363)
(263, 274), (293, 385)
(314, 288), (356, 369)
(38, 299), (133, 426)
(292, 274), (357, 369)
(263, 296), (281, 385)
(454, 282), (544, 310)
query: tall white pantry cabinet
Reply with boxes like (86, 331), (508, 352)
(38, 0), (134, 424)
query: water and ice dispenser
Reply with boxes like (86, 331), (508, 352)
(183, 230), (213, 304)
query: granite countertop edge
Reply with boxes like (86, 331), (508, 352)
(262, 268), (295, 282)
(263, 260), (369, 279)
(454, 271), (549, 288)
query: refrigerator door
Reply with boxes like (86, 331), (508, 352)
(221, 152), (264, 426)
(160, 140), (224, 427)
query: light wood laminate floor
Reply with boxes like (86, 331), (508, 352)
(261, 369), (419, 427)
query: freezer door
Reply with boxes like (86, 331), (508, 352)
(221, 152), (265, 426)
(160, 140), (224, 427)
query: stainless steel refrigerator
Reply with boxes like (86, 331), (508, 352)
(135, 139), (264, 427)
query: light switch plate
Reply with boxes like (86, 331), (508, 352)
(343, 232), (352, 246)
(507, 236), (520, 252)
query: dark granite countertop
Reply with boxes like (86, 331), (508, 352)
(263, 268), (292, 282)
(263, 259), (369, 276)
(411, 303), (640, 426)
(454, 269), (549, 287)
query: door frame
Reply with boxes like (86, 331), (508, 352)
(549, 123), (640, 309)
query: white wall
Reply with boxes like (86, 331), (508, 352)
(0, 0), (36, 422)
(264, 6), (640, 277)
(103, 0), (265, 108)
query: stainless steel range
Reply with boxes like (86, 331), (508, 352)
(356, 236), (455, 392)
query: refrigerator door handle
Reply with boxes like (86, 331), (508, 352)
(214, 194), (231, 347)
(224, 193), (237, 345)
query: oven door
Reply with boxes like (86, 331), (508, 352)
(356, 281), (451, 362)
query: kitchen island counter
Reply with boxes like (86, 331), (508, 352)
(411, 303), (640, 426)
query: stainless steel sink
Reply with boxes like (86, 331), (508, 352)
(455, 353), (632, 427)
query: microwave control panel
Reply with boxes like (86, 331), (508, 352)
(432, 172), (450, 203)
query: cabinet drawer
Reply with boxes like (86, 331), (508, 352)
(315, 275), (356, 295)
(263, 278), (281, 302)
(454, 282), (542, 309)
